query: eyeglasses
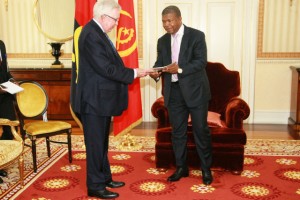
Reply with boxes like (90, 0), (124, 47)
(104, 14), (119, 23)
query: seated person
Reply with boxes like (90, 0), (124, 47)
(0, 40), (17, 183)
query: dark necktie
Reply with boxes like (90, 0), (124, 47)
(104, 33), (117, 53)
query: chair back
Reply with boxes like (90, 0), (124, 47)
(206, 62), (240, 116)
(15, 81), (48, 119)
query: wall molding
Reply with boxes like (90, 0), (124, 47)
(253, 110), (290, 124)
(256, 59), (300, 64)
(9, 58), (72, 68)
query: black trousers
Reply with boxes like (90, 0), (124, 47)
(81, 113), (112, 190)
(167, 83), (212, 171)
(0, 93), (16, 140)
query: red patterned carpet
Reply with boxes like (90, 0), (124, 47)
(1, 136), (300, 200)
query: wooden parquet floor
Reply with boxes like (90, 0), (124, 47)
(72, 122), (298, 140)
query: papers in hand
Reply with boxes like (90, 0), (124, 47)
(0, 81), (24, 94)
(152, 66), (167, 72)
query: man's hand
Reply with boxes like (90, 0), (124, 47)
(9, 78), (19, 85)
(163, 62), (179, 74)
(149, 71), (162, 82)
(136, 68), (150, 78)
(0, 86), (7, 94)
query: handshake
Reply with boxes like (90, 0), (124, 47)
(136, 62), (180, 78)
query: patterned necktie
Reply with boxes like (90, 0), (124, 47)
(171, 33), (180, 82)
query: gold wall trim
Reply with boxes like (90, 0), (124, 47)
(9, 53), (71, 59)
(257, 0), (300, 58)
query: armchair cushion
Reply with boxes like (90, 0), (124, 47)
(24, 121), (72, 135)
(207, 111), (224, 127)
(0, 140), (23, 166)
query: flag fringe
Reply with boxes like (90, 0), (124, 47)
(113, 117), (142, 137)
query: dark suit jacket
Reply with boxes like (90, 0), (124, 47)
(0, 40), (16, 125)
(0, 40), (13, 83)
(154, 25), (211, 107)
(74, 20), (134, 116)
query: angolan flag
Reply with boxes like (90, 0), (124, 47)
(70, 0), (96, 128)
(113, 0), (142, 136)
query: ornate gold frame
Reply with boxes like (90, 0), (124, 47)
(257, 0), (300, 58)
(32, 0), (74, 43)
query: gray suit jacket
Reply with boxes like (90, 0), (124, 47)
(154, 25), (211, 107)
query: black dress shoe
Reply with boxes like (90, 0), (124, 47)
(88, 188), (119, 199)
(106, 180), (125, 188)
(167, 167), (189, 182)
(0, 177), (3, 184)
(202, 170), (213, 185)
(0, 170), (8, 177)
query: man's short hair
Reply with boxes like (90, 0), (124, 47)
(162, 5), (181, 17)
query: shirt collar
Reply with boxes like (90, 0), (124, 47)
(93, 18), (105, 33)
(173, 24), (184, 37)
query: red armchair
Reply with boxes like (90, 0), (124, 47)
(151, 62), (250, 174)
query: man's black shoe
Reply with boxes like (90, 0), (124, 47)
(106, 180), (125, 188)
(167, 167), (189, 182)
(0, 177), (3, 184)
(202, 170), (213, 185)
(0, 170), (8, 177)
(87, 189), (119, 199)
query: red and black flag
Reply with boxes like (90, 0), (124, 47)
(113, 0), (142, 136)
(70, 0), (96, 127)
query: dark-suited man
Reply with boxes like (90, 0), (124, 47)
(0, 40), (17, 183)
(74, 0), (148, 199)
(150, 5), (213, 185)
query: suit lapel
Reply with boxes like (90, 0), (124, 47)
(91, 20), (124, 65)
(165, 35), (172, 64)
(179, 26), (189, 62)
(102, 34), (124, 65)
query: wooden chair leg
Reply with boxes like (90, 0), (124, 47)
(19, 155), (24, 187)
(46, 136), (51, 157)
(32, 139), (37, 173)
(67, 132), (72, 163)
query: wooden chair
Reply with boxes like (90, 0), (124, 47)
(0, 118), (24, 186)
(14, 81), (72, 172)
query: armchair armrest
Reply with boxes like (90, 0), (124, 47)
(0, 118), (22, 142)
(151, 97), (170, 128)
(224, 97), (250, 129)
